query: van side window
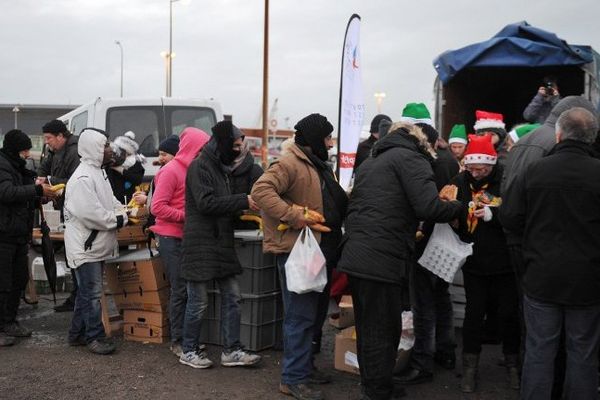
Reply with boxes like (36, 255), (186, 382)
(70, 111), (88, 135)
(106, 107), (162, 157)
(169, 107), (216, 136)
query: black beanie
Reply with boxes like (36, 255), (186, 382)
(416, 123), (439, 146)
(370, 114), (391, 134)
(159, 134), (180, 156)
(42, 119), (68, 135)
(294, 113), (333, 161)
(3, 129), (32, 155)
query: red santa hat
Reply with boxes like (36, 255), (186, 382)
(473, 110), (505, 132)
(463, 134), (497, 165)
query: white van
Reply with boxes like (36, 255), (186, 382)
(58, 97), (222, 177)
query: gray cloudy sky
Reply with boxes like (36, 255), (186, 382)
(1, 0), (599, 132)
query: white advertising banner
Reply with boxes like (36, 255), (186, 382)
(337, 14), (364, 191)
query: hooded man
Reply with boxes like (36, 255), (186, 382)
(179, 120), (261, 369)
(106, 131), (145, 204)
(354, 114), (392, 171)
(337, 122), (462, 400)
(0, 130), (57, 346)
(252, 113), (347, 400)
(63, 128), (128, 355)
(150, 127), (211, 357)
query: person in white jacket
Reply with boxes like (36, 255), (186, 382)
(63, 128), (128, 355)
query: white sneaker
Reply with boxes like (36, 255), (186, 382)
(221, 348), (262, 367)
(179, 350), (213, 369)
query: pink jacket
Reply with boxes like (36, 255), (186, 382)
(150, 127), (210, 239)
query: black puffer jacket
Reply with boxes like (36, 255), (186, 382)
(37, 134), (80, 184)
(451, 165), (511, 276)
(106, 161), (145, 204)
(181, 146), (251, 282)
(337, 128), (462, 284)
(0, 150), (41, 244)
(231, 152), (263, 230)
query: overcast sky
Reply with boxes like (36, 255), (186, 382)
(1, 0), (599, 133)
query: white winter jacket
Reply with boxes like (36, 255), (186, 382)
(64, 129), (127, 268)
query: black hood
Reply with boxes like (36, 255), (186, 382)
(372, 127), (435, 163)
(545, 96), (598, 127)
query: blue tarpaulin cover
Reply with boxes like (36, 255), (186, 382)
(433, 21), (594, 84)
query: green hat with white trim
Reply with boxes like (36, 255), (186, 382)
(400, 103), (433, 126)
(448, 124), (468, 145)
(508, 123), (540, 143)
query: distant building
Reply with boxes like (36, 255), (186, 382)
(0, 103), (79, 151)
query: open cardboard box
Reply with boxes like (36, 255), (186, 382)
(329, 295), (354, 329)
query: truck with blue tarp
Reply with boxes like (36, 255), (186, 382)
(432, 21), (600, 137)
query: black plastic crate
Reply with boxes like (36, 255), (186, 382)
(211, 291), (283, 325)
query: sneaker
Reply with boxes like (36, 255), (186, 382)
(179, 350), (213, 369)
(87, 338), (116, 355)
(68, 336), (87, 347)
(0, 332), (16, 347)
(3, 322), (32, 338)
(54, 298), (75, 312)
(170, 342), (183, 357)
(279, 383), (323, 400)
(221, 348), (261, 367)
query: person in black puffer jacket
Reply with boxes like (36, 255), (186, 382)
(337, 122), (462, 400)
(180, 120), (261, 369)
(230, 141), (263, 231)
(0, 130), (57, 345)
(449, 134), (520, 393)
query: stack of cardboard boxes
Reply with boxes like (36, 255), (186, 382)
(104, 250), (170, 343)
(330, 295), (360, 375)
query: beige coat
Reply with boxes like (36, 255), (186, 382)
(251, 144), (323, 254)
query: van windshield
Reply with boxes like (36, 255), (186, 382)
(106, 106), (216, 157)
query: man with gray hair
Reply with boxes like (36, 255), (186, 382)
(502, 107), (600, 400)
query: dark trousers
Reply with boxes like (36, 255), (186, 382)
(68, 262), (105, 343)
(66, 268), (78, 303)
(521, 295), (600, 400)
(312, 264), (333, 354)
(349, 276), (404, 400)
(157, 234), (186, 344)
(0, 242), (29, 325)
(462, 271), (520, 355)
(509, 244), (565, 399)
(409, 263), (455, 373)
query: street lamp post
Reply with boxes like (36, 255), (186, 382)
(160, 51), (174, 97)
(12, 106), (20, 129)
(168, 0), (189, 96)
(374, 92), (386, 113)
(115, 40), (124, 97)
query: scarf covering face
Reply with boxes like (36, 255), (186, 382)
(294, 113), (333, 161)
(211, 120), (243, 166)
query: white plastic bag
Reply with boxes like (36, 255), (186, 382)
(418, 223), (473, 283)
(285, 227), (327, 294)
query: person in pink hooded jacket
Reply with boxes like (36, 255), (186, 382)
(150, 127), (210, 357)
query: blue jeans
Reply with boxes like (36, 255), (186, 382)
(409, 263), (455, 373)
(277, 254), (320, 385)
(521, 295), (600, 400)
(157, 234), (186, 344)
(69, 262), (105, 343)
(182, 275), (242, 353)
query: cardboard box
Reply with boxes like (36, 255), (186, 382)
(329, 295), (354, 329)
(334, 327), (360, 375)
(105, 256), (168, 294)
(116, 224), (148, 244)
(114, 287), (169, 313)
(101, 294), (123, 337)
(123, 310), (169, 343)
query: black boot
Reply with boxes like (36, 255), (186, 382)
(505, 353), (521, 390)
(461, 353), (479, 393)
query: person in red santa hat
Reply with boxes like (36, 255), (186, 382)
(448, 134), (520, 394)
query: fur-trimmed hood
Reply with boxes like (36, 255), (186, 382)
(372, 121), (437, 161)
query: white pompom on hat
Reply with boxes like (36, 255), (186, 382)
(113, 131), (139, 155)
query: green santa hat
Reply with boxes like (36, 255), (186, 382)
(508, 123), (540, 143)
(400, 102), (433, 126)
(448, 124), (468, 145)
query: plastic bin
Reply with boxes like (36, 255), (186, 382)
(200, 318), (283, 352)
(211, 291), (282, 325)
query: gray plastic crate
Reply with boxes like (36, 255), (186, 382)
(234, 238), (278, 294)
(210, 291), (283, 325)
(199, 318), (221, 345)
(200, 318), (283, 352)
